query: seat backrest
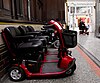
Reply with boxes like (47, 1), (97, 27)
(3, 26), (22, 49)
(27, 26), (35, 32)
(18, 25), (27, 35)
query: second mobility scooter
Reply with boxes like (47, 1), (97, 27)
(25, 25), (60, 49)
(1, 20), (77, 81)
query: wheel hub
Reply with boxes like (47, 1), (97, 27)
(10, 69), (21, 80)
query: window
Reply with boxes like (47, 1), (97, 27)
(19, 0), (23, 15)
(70, 7), (75, 13)
(0, 0), (3, 8)
(3, 0), (10, 10)
(15, 0), (23, 16)
(76, 7), (89, 14)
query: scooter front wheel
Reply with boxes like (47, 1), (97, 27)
(65, 63), (76, 76)
(53, 40), (60, 49)
(8, 66), (25, 81)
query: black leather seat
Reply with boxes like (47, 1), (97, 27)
(3, 26), (43, 61)
(27, 26), (49, 43)
(18, 25), (47, 52)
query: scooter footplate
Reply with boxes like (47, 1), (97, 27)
(46, 55), (59, 61)
(42, 62), (64, 73)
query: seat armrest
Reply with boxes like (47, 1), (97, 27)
(26, 31), (41, 35)
(14, 35), (34, 41)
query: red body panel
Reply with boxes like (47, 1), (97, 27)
(49, 20), (74, 69)
(58, 56), (74, 69)
(15, 64), (66, 78)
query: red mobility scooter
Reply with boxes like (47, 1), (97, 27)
(1, 20), (77, 81)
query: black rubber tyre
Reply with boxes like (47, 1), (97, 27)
(53, 40), (60, 49)
(65, 63), (76, 76)
(87, 32), (89, 35)
(8, 66), (25, 81)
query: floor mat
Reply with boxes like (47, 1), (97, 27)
(46, 55), (59, 61)
(42, 62), (64, 73)
(47, 48), (58, 54)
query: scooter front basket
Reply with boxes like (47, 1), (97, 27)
(62, 30), (77, 48)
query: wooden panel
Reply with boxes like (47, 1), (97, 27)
(0, 44), (10, 79)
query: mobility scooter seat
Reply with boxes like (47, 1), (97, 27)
(27, 26), (49, 41)
(3, 27), (43, 58)
(18, 26), (47, 51)
(17, 40), (43, 51)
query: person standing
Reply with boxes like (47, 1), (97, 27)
(79, 20), (86, 34)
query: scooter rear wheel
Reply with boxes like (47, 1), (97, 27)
(8, 66), (25, 81)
